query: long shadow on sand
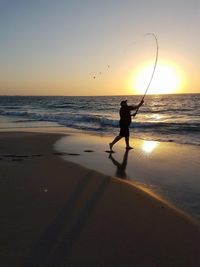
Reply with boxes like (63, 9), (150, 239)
(23, 170), (110, 267)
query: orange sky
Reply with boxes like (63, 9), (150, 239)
(0, 1), (200, 96)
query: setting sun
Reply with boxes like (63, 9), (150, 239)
(132, 61), (183, 95)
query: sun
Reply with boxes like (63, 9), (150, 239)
(132, 61), (182, 94)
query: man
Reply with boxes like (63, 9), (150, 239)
(109, 99), (144, 151)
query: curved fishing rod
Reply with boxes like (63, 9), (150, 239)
(133, 33), (159, 117)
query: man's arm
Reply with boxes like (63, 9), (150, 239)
(129, 99), (144, 111)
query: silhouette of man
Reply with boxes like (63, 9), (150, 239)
(109, 99), (144, 151)
(108, 149), (130, 179)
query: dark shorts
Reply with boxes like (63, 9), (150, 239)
(119, 123), (130, 137)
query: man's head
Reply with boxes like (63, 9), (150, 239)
(120, 100), (127, 107)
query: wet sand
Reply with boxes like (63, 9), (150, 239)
(55, 132), (200, 220)
(0, 131), (200, 267)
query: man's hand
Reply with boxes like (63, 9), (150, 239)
(131, 112), (137, 117)
(140, 99), (144, 105)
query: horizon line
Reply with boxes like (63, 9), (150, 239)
(0, 92), (199, 97)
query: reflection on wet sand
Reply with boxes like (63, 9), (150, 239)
(142, 140), (159, 154)
(108, 149), (130, 179)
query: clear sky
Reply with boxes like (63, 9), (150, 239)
(0, 0), (200, 96)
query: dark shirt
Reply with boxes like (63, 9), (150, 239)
(119, 106), (135, 125)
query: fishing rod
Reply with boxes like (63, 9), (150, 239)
(133, 33), (159, 117)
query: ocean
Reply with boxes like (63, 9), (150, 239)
(0, 94), (199, 146)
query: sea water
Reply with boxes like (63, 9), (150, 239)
(0, 94), (199, 146)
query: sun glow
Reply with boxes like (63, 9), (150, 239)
(133, 61), (182, 95)
(142, 141), (159, 154)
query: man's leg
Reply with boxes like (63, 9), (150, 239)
(109, 135), (122, 150)
(125, 136), (133, 149)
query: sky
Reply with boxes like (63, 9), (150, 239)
(0, 0), (200, 96)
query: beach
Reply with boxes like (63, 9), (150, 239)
(1, 130), (200, 267)
(1, 0), (200, 265)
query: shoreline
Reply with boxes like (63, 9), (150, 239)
(0, 121), (199, 148)
(1, 130), (200, 266)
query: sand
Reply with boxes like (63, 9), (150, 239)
(0, 131), (200, 267)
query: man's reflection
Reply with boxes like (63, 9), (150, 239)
(108, 149), (130, 179)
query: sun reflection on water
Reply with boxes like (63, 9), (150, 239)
(150, 114), (162, 120)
